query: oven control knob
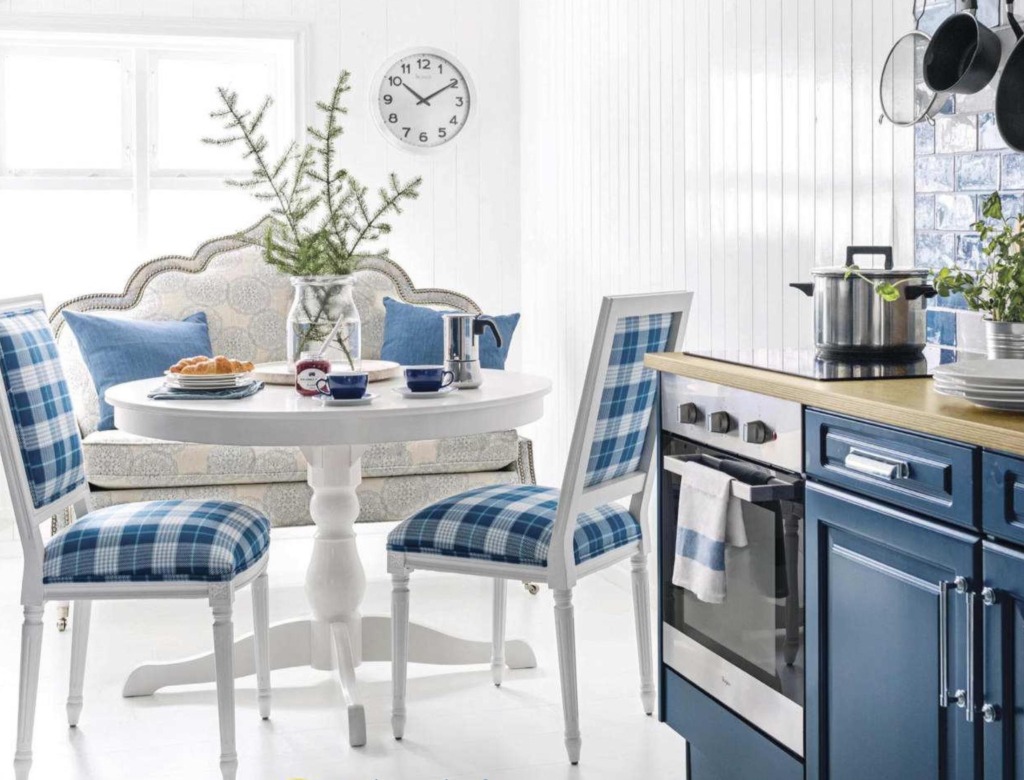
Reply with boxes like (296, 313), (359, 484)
(705, 411), (732, 434)
(742, 420), (771, 445)
(677, 403), (700, 425)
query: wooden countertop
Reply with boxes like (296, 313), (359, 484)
(645, 352), (1024, 456)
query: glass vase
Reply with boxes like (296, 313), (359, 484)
(287, 276), (362, 371)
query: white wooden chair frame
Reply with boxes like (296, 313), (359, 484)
(0, 296), (271, 780)
(388, 291), (692, 764)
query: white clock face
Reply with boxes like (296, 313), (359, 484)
(376, 52), (471, 149)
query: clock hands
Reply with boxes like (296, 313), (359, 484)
(415, 80), (458, 105)
(402, 83), (432, 106)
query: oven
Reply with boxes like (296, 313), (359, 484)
(659, 374), (805, 758)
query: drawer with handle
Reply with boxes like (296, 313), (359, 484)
(982, 451), (1024, 545)
(805, 409), (978, 529)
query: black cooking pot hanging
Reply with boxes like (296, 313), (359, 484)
(924, 0), (1002, 95)
(996, 2), (1024, 151)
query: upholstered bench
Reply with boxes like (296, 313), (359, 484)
(51, 220), (535, 528)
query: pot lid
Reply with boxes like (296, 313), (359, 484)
(809, 266), (928, 278)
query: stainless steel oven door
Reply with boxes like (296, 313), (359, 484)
(661, 438), (805, 758)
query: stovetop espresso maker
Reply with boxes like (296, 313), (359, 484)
(442, 312), (503, 388)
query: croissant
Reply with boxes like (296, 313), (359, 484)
(171, 355), (254, 375)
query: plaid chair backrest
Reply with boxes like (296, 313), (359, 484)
(0, 307), (86, 509)
(583, 312), (674, 489)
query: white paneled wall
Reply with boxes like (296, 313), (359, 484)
(519, 0), (916, 481)
(0, 0), (519, 532)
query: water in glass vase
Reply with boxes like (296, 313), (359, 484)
(287, 276), (362, 371)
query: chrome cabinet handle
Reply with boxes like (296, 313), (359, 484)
(939, 576), (968, 709)
(981, 587), (1000, 725)
(966, 589), (976, 723)
(843, 449), (910, 480)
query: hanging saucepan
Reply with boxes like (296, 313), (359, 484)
(790, 246), (938, 359)
(996, 2), (1024, 151)
(924, 0), (1002, 95)
(880, 0), (949, 126)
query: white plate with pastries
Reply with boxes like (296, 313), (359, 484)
(166, 355), (255, 389)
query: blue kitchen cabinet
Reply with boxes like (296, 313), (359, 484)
(982, 541), (1024, 780)
(806, 481), (979, 780)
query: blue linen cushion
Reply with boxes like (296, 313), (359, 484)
(386, 483), (641, 567)
(63, 310), (213, 431)
(43, 499), (271, 583)
(379, 297), (520, 369)
(0, 307), (86, 509)
(584, 313), (674, 488)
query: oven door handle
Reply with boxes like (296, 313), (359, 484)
(663, 453), (803, 503)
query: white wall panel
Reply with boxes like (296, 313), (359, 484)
(520, 0), (916, 480)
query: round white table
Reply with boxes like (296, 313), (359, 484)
(105, 370), (551, 746)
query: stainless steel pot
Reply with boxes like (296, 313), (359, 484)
(790, 246), (937, 359)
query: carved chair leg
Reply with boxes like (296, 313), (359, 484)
(630, 553), (656, 716)
(210, 588), (238, 780)
(15, 605), (44, 779)
(391, 569), (411, 740)
(553, 589), (582, 765)
(67, 600), (92, 727)
(491, 578), (507, 686)
(251, 572), (271, 720)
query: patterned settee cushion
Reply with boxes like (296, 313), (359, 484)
(54, 230), (478, 438)
(81, 429), (522, 489)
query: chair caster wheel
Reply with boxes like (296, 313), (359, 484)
(523, 582), (539, 595)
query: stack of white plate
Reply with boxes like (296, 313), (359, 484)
(933, 360), (1024, 410)
(163, 371), (254, 391)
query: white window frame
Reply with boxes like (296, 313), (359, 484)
(0, 18), (307, 254)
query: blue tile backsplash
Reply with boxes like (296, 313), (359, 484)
(914, 0), (1016, 355)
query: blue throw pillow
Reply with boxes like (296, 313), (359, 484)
(63, 311), (213, 431)
(380, 297), (519, 369)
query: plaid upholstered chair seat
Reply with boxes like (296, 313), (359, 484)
(43, 499), (271, 584)
(386, 483), (641, 567)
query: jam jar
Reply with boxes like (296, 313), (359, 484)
(295, 355), (331, 397)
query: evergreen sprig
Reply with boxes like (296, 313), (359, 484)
(204, 70), (422, 277)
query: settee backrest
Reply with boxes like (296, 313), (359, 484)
(51, 218), (480, 437)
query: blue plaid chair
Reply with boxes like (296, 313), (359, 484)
(387, 291), (692, 764)
(0, 297), (272, 780)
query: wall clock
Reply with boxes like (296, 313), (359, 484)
(372, 48), (473, 151)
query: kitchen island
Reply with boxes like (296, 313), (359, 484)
(648, 351), (1024, 780)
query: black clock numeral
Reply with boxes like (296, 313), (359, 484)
(449, 115), (458, 125)
(388, 113), (398, 124)
(438, 127), (447, 138)
(417, 58), (431, 70)
(448, 78), (458, 89)
(419, 131), (429, 142)
(383, 94), (393, 105)
(438, 62), (444, 74)
(455, 96), (464, 107)
(402, 127), (411, 138)
(388, 76), (403, 87)
(401, 63), (411, 74)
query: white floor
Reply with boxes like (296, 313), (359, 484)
(0, 523), (687, 780)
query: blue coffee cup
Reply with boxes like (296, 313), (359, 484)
(404, 366), (455, 393)
(316, 372), (369, 400)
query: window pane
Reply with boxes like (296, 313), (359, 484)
(0, 190), (136, 308)
(147, 189), (266, 258)
(154, 56), (283, 171)
(3, 53), (125, 170)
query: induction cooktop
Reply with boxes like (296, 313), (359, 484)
(686, 345), (951, 381)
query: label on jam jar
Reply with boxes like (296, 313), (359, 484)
(295, 357), (331, 397)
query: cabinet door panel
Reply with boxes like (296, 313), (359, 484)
(807, 482), (979, 780)
(983, 541), (1024, 780)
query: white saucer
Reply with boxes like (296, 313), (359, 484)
(319, 392), (377, 407)
(393, 385), (456, 399)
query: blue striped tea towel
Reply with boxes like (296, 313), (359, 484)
(671, 460), (748, 604)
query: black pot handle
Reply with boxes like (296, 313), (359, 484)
(1010, 0), (1023, 39)
(846, 246), (894, 270)
(904, 284), (939, 301)
(789, 283), (815, 297)
(473, 315), (503, 348)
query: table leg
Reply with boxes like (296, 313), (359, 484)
(122, 444), (537, 746)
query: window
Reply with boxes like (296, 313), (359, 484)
(0, 29), (298, 309)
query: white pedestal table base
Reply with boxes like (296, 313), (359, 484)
(121, 445), (537, 747)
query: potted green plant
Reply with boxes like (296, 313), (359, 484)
(204, 71), (422, 369)
(932, 192), (1024, 359)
